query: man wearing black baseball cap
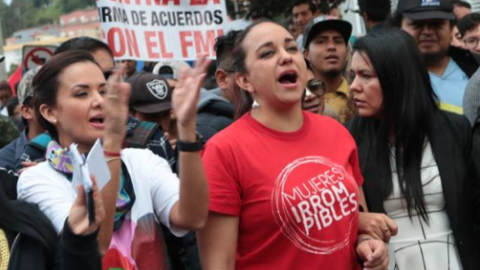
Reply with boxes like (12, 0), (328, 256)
(303, 16), (353, 123)
(393, 0), (478, 115)
(127, 72), (173, 135)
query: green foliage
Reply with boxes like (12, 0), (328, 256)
(0, 0), (95, 40)
(60, 0), (96, 13)
(246, 0), (347, 20)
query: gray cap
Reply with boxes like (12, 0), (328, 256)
(303, 16), (353, 49)
(18, 66), (41, 105)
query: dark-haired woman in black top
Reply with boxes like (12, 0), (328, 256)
(349, 29), (480, 270)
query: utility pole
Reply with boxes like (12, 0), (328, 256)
(232, 0), (239, 19)
(0, 18), (7, 80)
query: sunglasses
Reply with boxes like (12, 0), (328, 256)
(305, 79), (326, 97)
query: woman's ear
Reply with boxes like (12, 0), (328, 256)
(235, 72), (255, 95)
(39, 104), (58, 125)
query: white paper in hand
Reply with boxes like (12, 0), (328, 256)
(68, 143), (92, 191)
(86, 139), (111, 190)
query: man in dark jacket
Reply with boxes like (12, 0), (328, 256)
(393, 0), (479, 115)
(195, 31), (239, 141)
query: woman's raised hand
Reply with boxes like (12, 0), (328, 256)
(103, 68), (131, 147)
(173, 54), (210, 138)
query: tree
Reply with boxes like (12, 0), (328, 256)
(1, 0), (96, 41)
(247, 0), (347, 20)
(60, 0), (96, 13)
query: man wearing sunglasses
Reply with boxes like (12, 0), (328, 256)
(303, 16), (353, 123)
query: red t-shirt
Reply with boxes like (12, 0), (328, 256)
(202, 112), (364, 270)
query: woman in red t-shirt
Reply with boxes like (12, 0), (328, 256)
(198, 20), (388, 270)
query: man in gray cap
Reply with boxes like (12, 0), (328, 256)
(302, 15), (353, 123)
(0, 66), (45, 170)
(393, 0), (478, 115)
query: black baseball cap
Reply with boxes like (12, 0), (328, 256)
(127, 72), (172, 114)
(396, 0), (455, 20)
(303, 16), (352, 49)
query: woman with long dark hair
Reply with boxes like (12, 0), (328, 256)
(198, 20), (388, 270)
(17, 50), (209, 270)
(0, 167), (104, 270)
(348, 29), (480, 270)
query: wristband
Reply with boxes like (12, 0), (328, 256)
(357, 236), (372, 246)
(104, 150), (121, 157)
(106, 157), (121, 163)
(177, 133), (204, 152)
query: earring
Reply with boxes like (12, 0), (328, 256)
(53, 119), (57, 124)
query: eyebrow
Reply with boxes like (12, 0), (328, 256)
(255, 38), (296, 53)
(355, 68), (373, 74)
(70, 82), (106, 91)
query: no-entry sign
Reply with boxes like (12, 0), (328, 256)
(22, 45), (57, 72)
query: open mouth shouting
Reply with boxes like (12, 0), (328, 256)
(277, 70), (299, 89)
(89, 114), (105, 129)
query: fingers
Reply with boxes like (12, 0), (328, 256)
(377, 215), (398, 243)
(192, 53), (210, 77)
(359, 213), (397, 242)
(362, 240), (389, 270)
(385, 216), (399, 236)
(382, 228), (392, 243)
(106, 69), (131, 103)
(191, 54), (211, 91)
(176, 67), (190, 91)
(21, 161), (37, 168)
(356, 239), (373, 262)
(74, 184), (86, 207)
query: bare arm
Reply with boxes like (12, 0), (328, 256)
(197, 212), (239, 270)
(169, 54), (210, 230)
(358, 187), (369, 211)
(97, 68), (131, 254)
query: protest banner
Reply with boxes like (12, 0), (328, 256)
(96, 0), (228, 61)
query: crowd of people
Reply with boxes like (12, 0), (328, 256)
(1, 0), (480, 269)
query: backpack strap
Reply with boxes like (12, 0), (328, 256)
(16, 133), (53, 171)
(28, 133), (52, 151)
(125, 117), (159, 149)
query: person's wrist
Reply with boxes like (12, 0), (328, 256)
(102, 138), (123, 152)
(177, 124), (196, 142)
(357, 236), (372, 246)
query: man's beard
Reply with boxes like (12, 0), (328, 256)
(321, 68), (342, 79)
(422, 48), (449, 67)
